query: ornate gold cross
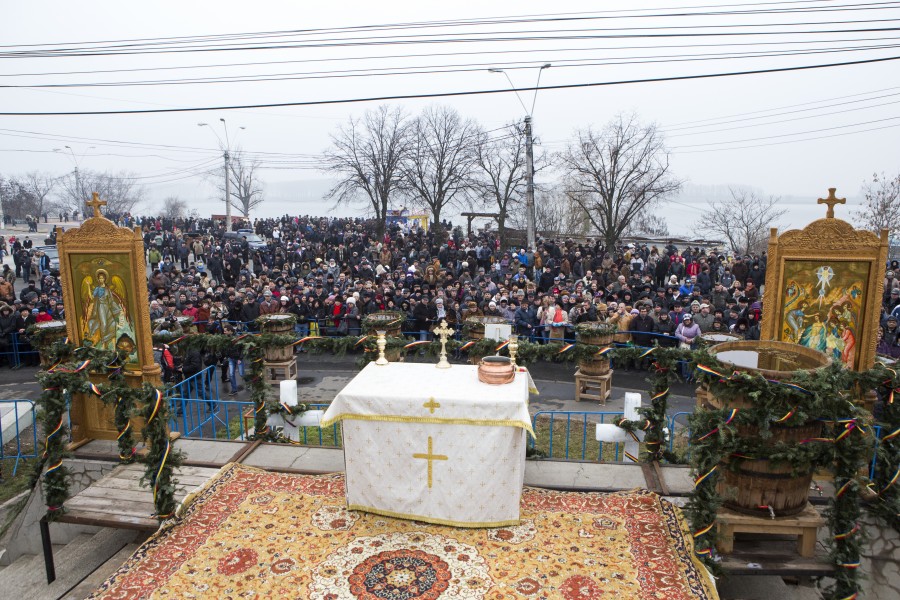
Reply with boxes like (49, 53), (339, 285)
(412, 436), (447, 489)
(433, 319), (454, 369)
(817, 188), (846, 219)
(423, 397), (441, 414)
(86, 192), (107, 218)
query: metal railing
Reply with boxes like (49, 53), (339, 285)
(530, 411), (626, 461)
(0, 332), (41, 369)
(167, 365), (218, 400)
(0, 399), (38, 476)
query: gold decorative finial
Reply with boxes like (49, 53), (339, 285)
(817, 188), (845, 219)
(86, 192), (107, 218)
(433, 320), (454, 369)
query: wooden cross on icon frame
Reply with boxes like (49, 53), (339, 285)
(86, 192), (108, 218)
(817, 188), (846, 219)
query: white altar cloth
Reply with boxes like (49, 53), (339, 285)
(321, 362), (534, 527)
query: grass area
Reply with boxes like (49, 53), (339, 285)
(213, 411), (343, 447)
(0, 457), (37, 505)
(531, 416), (625, 461)
(531, 416), (692, 463)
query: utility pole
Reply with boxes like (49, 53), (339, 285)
(223, 150), (232, 231)
(524, 116), (536, 252)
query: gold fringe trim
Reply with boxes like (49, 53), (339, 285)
(347, 503), (521, 529)
(320, 413), (535, 437)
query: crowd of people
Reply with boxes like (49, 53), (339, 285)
(3, 213), (900, 374)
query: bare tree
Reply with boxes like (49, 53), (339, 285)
(512, 185), (590, 238)
(323, 105), (410, 238)
(55, 169), (145, 216)
(625, 212), (670, 238)
(162, 196), (188, 218)
(20, 172), (56, 218)
(702, 186), (786, 256)
(558, 113), (682, 251)
(855, 171), (900, 236)
(472, 121), (549, 246)
(402, 105), (480, 233)
(225, 152), (264, 217)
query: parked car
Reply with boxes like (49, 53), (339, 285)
(222, 230), (267, 250)
(35, 245), (59, 274)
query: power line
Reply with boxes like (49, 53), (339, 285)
(2, 53), (898, 116)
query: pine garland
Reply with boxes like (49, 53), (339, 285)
(136, 384), (183, 519)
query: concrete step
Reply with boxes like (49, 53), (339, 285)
(0, 529), (135, 600)
(0, 545), (62, 585)
(60, 539), (143, 600)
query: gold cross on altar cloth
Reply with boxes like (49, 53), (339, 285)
(86, 192), (107, 218)
(412, 436), (448, 489)
(423, 397), (441, 414)
(817, 188), (846, 219)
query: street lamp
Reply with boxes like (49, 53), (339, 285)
(488, 64), (552, 252)
(54, 145), (95, 216)
(199, 119), (245, 228)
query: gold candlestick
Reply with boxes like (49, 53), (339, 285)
(375, 330), (389, 366)
(508, 334), (519, 368)
(433, 320), (454, 369)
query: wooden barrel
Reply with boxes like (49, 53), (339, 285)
(259, 314), (296, 362)
(707, 340), (831, 517)
(362, 311), (404, 337)
(576, 322), (616, 347)
(578, 357), (611, 376)
(464, 316), (508, 340)
(33, 320), (67, 367)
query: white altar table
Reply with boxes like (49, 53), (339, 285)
(321, 362), (534, 527)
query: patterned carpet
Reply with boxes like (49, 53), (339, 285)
(89, 463), (717, 599)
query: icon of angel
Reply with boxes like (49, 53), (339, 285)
(81, 268), (129, 351)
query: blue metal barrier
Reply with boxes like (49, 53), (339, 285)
(167, 365), (218, 401)
(0, 399), (38, 475)
(530, 410), (626, 461)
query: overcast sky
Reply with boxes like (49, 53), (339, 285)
(2, 0), (898, 235)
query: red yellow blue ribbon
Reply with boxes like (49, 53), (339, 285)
(42, 416), (64, 458)
(45, 459), (64, 476)
(89, 383), (102, 396)
(116, 422), (131, 441)
(557, 343), (574, 354)
(354, 335), (370, 347)
(639, 347), (656, 359)
(774, 408), (796, 423)
(693, 522), (715, 538)
(694, 465), (718, 487)
(459, 341), (476, 351)
(496, 340), (510, 352)
(146, 389), (163, 424)
(695, 547), (712, 556)
(880, 465), (900, 494)
(152, 440), (171, 505)
(834, 523), (860, 540)
(404, 340), (430, 349)
(882, 427), (900, 442)
(835, 479), (854, 498)
(623, 450), (639, 463)
(292, 336), (320, 346)
(651, 388), (670, 402)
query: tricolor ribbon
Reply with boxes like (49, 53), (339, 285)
(835, 479), (854, 499)
(89, 383), (102, 396)
(835, 421), (857, 442)
(116, 421), (132, 441)
(168, 335), (187, 345)
(623, 450), (639, 463)
(42, 416), (64, 458)
(882, 427), (900, 442)
(696, 364), (727, 379)
(45, 459), (64, 476)
(496, 340), (510, 352)
(595, 346), (613, 357)
(693, 522), (715, 538)
(774, 408), (796, 423)
(837, 562), (861, 569)
(459, 341), (476, 351)
(292, 336), (320, 346)
(255, 402), (266, 414)
(695, 547), (712, 556)
(834, 523), (860, 540)
(404, 340), (430, 349)
(639, 347), (656, 359)
(146, 389), (164, 424)
(694, 465), (718, 487)
(151, 440), (171, 505)
(880, 465), (900, 494)
(651, 388), (670, 402)
(354, 335), (370, 347)
(557, 343), (574, 354)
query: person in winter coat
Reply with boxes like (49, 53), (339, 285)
(675, 312), (701, 379)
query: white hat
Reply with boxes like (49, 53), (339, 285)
(346, 297), (356, 304)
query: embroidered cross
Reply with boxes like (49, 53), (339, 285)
(412, 436), (447, 489)
(423, 397), (441, 414)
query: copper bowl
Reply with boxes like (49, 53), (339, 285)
(478, 356), (515, 385)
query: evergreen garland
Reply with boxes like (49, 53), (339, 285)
(136, 384), (184, 519)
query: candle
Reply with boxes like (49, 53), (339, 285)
(280, 379), (298, 406)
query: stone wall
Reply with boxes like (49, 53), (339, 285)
(0, 459), (117, 564)
(860, 512), (900, 600)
